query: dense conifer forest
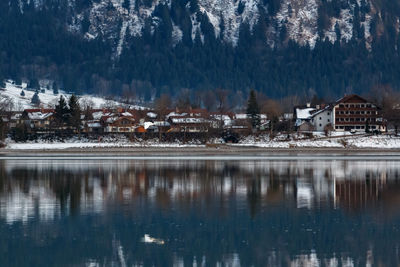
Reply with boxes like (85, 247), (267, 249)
(0, 0), (400, 102)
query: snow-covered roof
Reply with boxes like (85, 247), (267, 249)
(153, 121), (170, 127)
(235, 114), (247, 119)
(296, 108), (316, 120)
(147, 112), (157, 118)
(87, 122), (101, 128)
(310, 106), (332, 118)
(122, 112), (133, 117)
(166, 112), (187, 118)
(92, 111), (109, 120)
(11, 113), (22, 120)
(144, 122), (154, 130)
(171, 117), (208, 124)
(28, 112), (53, 120)
(235, 113), (267, 120)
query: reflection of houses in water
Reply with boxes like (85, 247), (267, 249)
(334, 177), (387, 210)
(1, 160), (400, 223)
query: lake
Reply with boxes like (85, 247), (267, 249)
(0, 157), (400, 266)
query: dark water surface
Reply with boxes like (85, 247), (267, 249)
(1, 158), (400, 266)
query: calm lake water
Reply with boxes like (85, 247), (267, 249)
(1, 157), (400, 266)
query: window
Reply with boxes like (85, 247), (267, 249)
(319, 124), (322, 127)
(328, 119), (330, 122)
(327, 112), (330, 115)
(319, 117), (322, 120)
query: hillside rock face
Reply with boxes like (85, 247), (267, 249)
(25, 0), (387, 57)
(4, 0), (399, 98)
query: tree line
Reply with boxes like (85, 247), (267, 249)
(0, 0), (400, 101)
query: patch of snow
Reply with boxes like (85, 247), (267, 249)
(296, 108), (316, 119)
(0, 82), (145, 110)
(277, 0), (319, 48)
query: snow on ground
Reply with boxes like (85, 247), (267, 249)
(235, 134), (400, 149)
(1, 82), (145, 110)
(5, 137), (205, 150)
(4, 135), (400, 150)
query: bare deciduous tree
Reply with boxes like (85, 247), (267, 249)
(154, 94), (172, 120)
(202, 90), (216, 112)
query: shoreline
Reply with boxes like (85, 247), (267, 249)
(2, 145), (400, 155)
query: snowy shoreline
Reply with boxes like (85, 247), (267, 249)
(3, 135), (400, 152)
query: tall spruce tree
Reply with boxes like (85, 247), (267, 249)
(28, 78), (40, 91)
(31, 92), (40, 106)
(246, 90), (260, 130)
(68, 95), (81, 132)
(53, 81), (59, 95)
(54, 96), (69, 125)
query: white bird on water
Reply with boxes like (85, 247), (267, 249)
(142, 234), (165, 245)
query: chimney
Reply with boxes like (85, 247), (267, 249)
(316, 104), (320, 110)
(306, 103), (311, 108)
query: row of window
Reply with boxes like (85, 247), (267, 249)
(335, 125), (377, 130)
(336, 118), (376, 122)
(111, 127), (132, 132)
(338, 103), (374, 108)
(336, 110), (377, 115)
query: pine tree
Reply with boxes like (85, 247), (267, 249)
(15, 77), (22, 86)
(246, 90), (260, 130)
(68, 94), (81, 132)
(31, 92), (40, 105)
(54, 96), (69, 125)
(53, 81), (59, 95)
(28, 78), (40, 91)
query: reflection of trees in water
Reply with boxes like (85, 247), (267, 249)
(0, 160), (400, 266)
(0, 160), (400, 217)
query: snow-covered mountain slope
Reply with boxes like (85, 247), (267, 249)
(0, 82), (142, 110)
(24, 0), (387, 55)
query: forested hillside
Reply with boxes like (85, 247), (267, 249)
(0, 0), (399, 102)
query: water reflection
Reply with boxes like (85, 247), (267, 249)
(0, 159), (399, 266)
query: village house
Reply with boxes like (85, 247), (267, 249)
(209, 112), (234, 129)
(333, 95), (385, 132)
(21, 109), (54, 132)
(294, 105), (317, 132)
(230, 113), (269, 133)
(167, 108), (211, 133)
(296, 94), (386, 133)
(310, 105), (333, 132)
(100, 109), (139, 133)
